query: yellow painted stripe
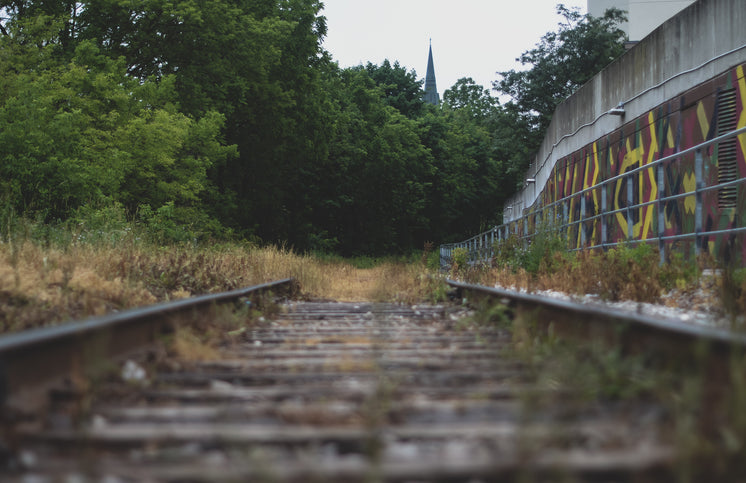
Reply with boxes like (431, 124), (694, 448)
(697, 102), (709, 140)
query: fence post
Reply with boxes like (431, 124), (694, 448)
(694, 149), (704, 256)
(657, 161), (665, 265)
(490, 228), (495, 261)
(601, 184), (608, 249)
(626, 171), (634, 240)
(580, 195), (586, 248)
(563, 201), (569, 242)
(440, 245), (447, 269)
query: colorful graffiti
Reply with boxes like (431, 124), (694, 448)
(510, 64), (746, 262)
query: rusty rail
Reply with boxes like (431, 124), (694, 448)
(446, 279), (746, 371)
(0, 278), (296, 413)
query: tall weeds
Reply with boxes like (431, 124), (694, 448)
(0, 221), (445, 333)
(459, 237), (707, 305)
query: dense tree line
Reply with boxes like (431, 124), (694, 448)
(0, 1), (626, 255)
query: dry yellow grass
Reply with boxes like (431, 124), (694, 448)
(0, 240), (440, 333)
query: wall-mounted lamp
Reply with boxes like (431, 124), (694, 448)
(526, 178), (536, 184)
(608, 102), (625, 116)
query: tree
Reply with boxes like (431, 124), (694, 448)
(0, 15), (233, 227)
(423, 80), (513, 239)
(4, 1), (615, 253)
(79, 0), (330, 244)
(494, 5), (627, 136)
(363, 59), (425, 118)
(485, 4), (627, 194)
(313, 65), (433, 255)
(443, 77), (499, 122)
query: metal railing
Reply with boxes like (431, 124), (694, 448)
(440, 126), (746, 268)
(501, 43), (746, 225)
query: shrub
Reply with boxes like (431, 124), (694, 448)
(493, 234), (524, 272)
(70, 201), (132, 246)
(493, 223), (567, 276)
(658, 251), (700, 291)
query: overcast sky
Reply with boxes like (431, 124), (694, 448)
(320, 0), (588, 98)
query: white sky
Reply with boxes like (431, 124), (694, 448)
(320, 1), (588, 97)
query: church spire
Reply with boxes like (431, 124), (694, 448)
(424, 40), (439, 106)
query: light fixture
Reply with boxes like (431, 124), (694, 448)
(609, 102), (625, 116)
(526, 178), (536, 184)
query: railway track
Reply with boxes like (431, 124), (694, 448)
(0, 278), (744, 481)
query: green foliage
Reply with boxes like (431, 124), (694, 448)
(0, 10), (235, 239)
(71, 201), (132, 246)
(425, 249), (441, 273)
(493, 235), (525, 273)
(489, 5), (627, 194)
(418, 104), (504, 241)
(522, 225), (567, 275)
(137, 202), (224, 246)
(117, 108), (236, 212)
(492, 224), (566, 276)
(0, 1), (623, 257)
(495, 5), (627, 135)
(658, 251), (700, 290)
(442, 77), (498, 121)
(309, 65), (435, 255)
(363, 60), (425, 118)
(594, 242), (658, 300)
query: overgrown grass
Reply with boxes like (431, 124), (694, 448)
(452, 231), (741, 314)
(0, 220), (447, 334)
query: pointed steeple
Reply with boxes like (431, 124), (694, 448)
(424, 40), (439, 106)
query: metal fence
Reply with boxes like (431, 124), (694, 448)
(440, 126), (746, 268)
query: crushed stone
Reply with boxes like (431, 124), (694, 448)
(494, 272), (743, 331)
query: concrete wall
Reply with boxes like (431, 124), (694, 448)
(588, 0), (695, 42)
(505, 0), (746, 222)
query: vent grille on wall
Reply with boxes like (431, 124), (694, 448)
(717, 87), (738, 209)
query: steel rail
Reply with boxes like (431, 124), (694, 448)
(0, 278), (296, 413)
(446, 279), (746, 356)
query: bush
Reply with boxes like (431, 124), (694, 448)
(522, 225), (566, 275)
(70, 201), (132, 245)
(493, 223), (566, 276)
(658, 251), (700, 291)
(594, 243), (661, 302)
(493, 235), (524, 272)
(137, 203), (225, 246)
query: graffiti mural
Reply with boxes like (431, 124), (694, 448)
(515, 63), (746, 263)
